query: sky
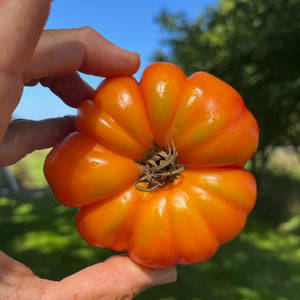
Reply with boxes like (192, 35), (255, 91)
(14, 0), (216, 120)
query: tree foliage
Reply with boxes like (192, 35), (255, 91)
(154, 0), (300, 151)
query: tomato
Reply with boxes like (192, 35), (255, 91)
(44, 62), (258, 268)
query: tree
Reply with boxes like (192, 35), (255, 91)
(154, 0), (300, 162)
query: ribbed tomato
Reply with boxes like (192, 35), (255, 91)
(44, 62), (258, 268)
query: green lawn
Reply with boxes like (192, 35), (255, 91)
(1, 149), (300, 299)
(9, 149), (50, 189)
(1, 192), (299, 300)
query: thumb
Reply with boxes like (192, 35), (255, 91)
(52, 255), (177, 300)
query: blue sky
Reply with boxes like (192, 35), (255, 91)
(15, 0), (216, 120)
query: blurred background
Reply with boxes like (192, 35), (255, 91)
(1, 0), (300, 299)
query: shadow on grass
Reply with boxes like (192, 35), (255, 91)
(0, 192), (118, 280)
(1, 191), (300, 300)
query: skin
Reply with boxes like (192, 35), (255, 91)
(0, 0), (176, 299)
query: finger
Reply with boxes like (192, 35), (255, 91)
(1, 252), (177, 300)
(0, 0), (51, 75)
(53, 255), (177, 300)
(40, 73), (95, 108)
(0, 116), (75, 167)
(0, 73), (23, 141)
(0, 251), (40, 299)
(24, 79), (40, 87)
(23, 28), (140, 83)
(0, 0), (51, 140)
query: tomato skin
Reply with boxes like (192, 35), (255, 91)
(75, 168), (255, 268)
(141, 67), (258, 167)
(44, 132), (140, 207)
(44, 62), (259, 268)
(140, 62), (186, 146)
(77, 76), (153, 160)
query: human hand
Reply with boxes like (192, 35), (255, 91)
(0, 251), (176, 299)
(0, 0), (177, 299)
(0, 0), (140, 166)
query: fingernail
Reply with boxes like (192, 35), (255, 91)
(152, 267), (177, 286)
(125, 49), (140, 57)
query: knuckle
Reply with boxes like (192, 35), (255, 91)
(76, 26), (98, 39)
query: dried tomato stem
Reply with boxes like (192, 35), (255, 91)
(135, 138), (185, 192)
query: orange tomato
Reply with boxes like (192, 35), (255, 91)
(44, 62), (258, 268)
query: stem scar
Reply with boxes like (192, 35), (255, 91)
(134, 137), (185, 192)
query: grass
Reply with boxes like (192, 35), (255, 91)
(1, 148), (300, 299)
(9, 149), (50, 189)
(0, 193), (299, 300)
